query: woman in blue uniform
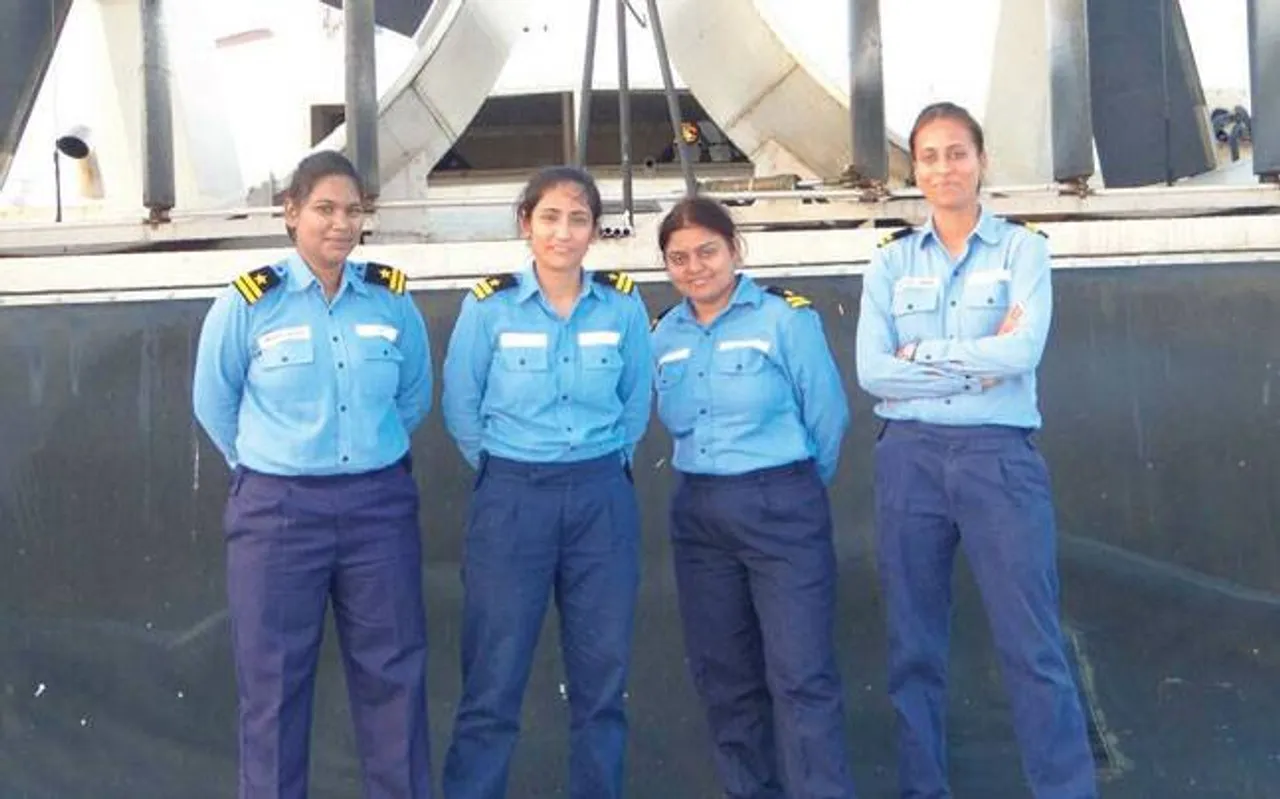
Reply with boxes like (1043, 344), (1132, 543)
(440, 165), (652, 799)
(192, 150), (433, 799)
(855, 102), (1098, 799)
(650, 197), (857, 799)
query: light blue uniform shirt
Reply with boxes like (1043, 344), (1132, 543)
(651, 275), (850, 484)
(855, 208), (1052, 429)
(192, 253), (432, 476)
(441, 264), (652, 469)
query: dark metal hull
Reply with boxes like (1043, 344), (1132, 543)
(2, 267), (1277, 797)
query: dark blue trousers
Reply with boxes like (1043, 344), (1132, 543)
(670, 461), (857, 799)
(224, 460), (431, 799)
(442, 453), (640, 799)
(873, 421), (1098, 799)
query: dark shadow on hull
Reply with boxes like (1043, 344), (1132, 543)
(2, 266), (1278, 797)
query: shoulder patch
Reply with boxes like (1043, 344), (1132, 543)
(365, 262), (408, 294)
(592, 270), (636, 295)
(232, 265), (282, 305)
(471, 273), (518, 301)
(651, 302), (678, 331)
(764, 285), (813, 310)
(1004, 217), (1048, 238)
(877, 226), (915, 248)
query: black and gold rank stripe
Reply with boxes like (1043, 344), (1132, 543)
(471, 273), (518, 300)
(366, 263), (408, 295)
(592, 270), (636, 295)
(232, 266), (281, 305)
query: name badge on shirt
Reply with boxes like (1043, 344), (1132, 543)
(257, 325), (311, 351)
(717, 339), (772, 354)
(578, 330), (621, 347)
(354, 323), (399, 342)
(967, 269), (1012, 286)
(659, 348), (691, 365)
(498, 331), (549, 349)
(893, 276), (940, 292)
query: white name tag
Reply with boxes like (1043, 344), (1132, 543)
(355, 323), (399, 342)
(658, 348), (691, 365)
(578, 330), (621, 347)
(894, 276), (940, 291)
(498, 331), (549, 349)
(718, 339), (772, 354)
(257, 326), (311, 350)
(967, 269), (1012, 286)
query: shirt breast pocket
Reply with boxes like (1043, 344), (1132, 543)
(962, 279), (1010, 335)
(657, 360), (688, 393)
(714, 347), (769, 376)
(497, 347), (550, 373)
(891, 285), (940, 341)
(582, 346), (623, 373)
(253, 339), (316, 398)
(355, 338), (404, 399)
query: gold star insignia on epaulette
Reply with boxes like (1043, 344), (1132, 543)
(471, 273), (518, 300)
(764, 285), (813, 309)
(232, 266), (281, 305)
(365, 262), (408, 294)
(592, 270), (635, 294)
(877, 227), (915, 248)
(1004, 217), (1048, 238)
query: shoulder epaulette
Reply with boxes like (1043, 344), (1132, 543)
(592, 270), (636, 295)
(651, 302), (678, 331)
(764, 285), (813, 310)
(365, 262), (408, 294)
(1004, 217), (1048, 238)
(232, 265), (282, 305)
(877, 227), (915, 248)
(471, 273), (518, 301)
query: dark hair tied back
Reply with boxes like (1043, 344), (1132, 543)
(658, 196), (741, 255)
(516, 165), (604, 226)
(907, 101), (986, 158)
(283, 150), (365, 241)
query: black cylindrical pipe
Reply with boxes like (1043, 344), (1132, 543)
(848, 0), (887, 182)
(644, 0), (696, 195)
(1048, 0), (1095, 183)
(576, 0), (602, 166)
(141, 0), (175, 217)
(345, 0), (380, 199)
(617, 0), (634, 222)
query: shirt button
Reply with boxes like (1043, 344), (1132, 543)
(341, 455), (349, 462)
(949, 300), (957, 307)
(700, 448), (707, 454)
(945, 399), (952, 405)
(331, 335), (339, 342)
(906, 303), (915, 310)
(338, 362), (345, 368)
(518, 358), (526, 366)
(987, 297), (995, 304)
(566, 426), (573, 432)
(697, 371), (705, 378)
(561, 394), (569, 401)
(339, 405), (347, 412)
(562, 356), (570, 363)
(699, 409), (707, 415)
